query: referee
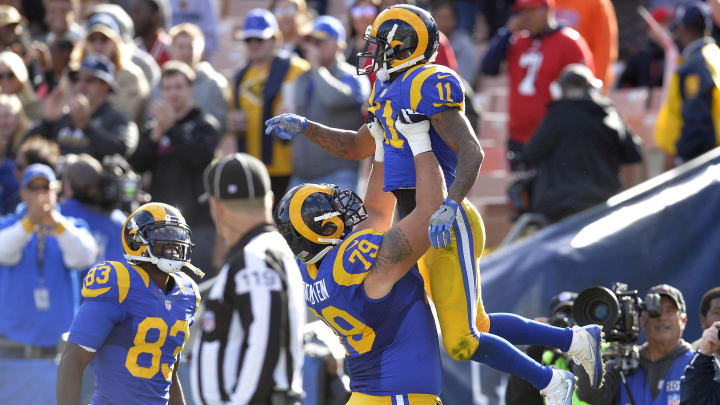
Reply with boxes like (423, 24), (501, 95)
(191, 153), (305, 405)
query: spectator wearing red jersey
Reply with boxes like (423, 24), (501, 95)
(481, 0), (595, 171)
(129, 0), (171, 66)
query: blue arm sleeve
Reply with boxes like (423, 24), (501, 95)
(680, 351), (720, 404)
(68, 299), (125, 350)
(481, 28), (512, 75)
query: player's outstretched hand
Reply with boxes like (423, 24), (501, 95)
(428, 198), (460, 249)
(395, 109), (431, 156)
(264, 113), (308, 140)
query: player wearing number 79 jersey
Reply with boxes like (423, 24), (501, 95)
(57, 202), (202, 405)
(275, 119), (446, 403)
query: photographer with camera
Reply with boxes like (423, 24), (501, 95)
(679, 286), (720, 405)
(59, 153), (131, 264)
(573, 284), (694, 405)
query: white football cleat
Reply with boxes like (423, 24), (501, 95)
(567, 324), (604, 389)
(540, 368), (576, 405)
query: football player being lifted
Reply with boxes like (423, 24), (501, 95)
(265, 4), (604, 404)
(57, 202), (202, 405)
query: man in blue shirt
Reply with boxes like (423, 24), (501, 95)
(0, 163), (97, 356)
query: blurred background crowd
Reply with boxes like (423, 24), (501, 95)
(0, 0), (718, 403)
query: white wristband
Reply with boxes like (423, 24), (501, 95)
(407, 135), (432, 156)
(367, 119), (385, 162)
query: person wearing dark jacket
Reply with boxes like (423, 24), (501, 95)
(30, 53), (138, 160)
(680, 321), (720, 405)
(519, 63), (643, 222)
(131, 60), (218, 277)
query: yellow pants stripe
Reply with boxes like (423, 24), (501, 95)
(347, 392), (442, 404)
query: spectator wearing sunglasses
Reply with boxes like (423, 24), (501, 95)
(0, 51), (42, 122)
(0, 163), (97, 358)
(226, 9), (309, 211)
(29, 53), (139, 161)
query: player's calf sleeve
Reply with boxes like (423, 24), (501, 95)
(487, 313), (573, 352)
(470, 332), (553, 390)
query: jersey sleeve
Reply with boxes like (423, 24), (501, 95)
(68, 261), (129, 349)
(330, 229), (384, 287)
(409, 66), (465, 118)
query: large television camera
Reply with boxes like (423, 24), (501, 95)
(573, 282), (661, 372)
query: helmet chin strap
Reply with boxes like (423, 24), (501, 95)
(306, 245), (334, 264)
(125, 254), (205, 278)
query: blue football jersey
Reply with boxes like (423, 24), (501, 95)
(300, 229), (442, 395)
(369, 64), (464, 192)
(68, 259), (200, 405)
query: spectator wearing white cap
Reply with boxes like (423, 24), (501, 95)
(289, 15), (370, 193)
(29, 53), (139, 160)
(0, 163), (97, 356)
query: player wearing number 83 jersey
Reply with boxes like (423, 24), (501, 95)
(58, 203), (201, 405)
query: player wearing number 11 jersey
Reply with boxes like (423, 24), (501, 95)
(57, 202), (203, 405)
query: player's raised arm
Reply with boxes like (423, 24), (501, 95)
(431, 108), (484, 204)
(264, 113), (375, 160)
(57, 342), (95, 405)
(363, 110), (445, 299)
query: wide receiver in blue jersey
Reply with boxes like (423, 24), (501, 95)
(266, 5), (605, 404)
(57, 202), (203, 405)
(275, 112), (446, 403)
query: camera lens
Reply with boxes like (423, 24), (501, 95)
(590, 301), (610, 322)
(573, 286), (621, 331)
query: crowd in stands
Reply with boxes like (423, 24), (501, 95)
(0, 0), (718, 396)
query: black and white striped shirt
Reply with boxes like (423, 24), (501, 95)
(191, 223), (305, 404)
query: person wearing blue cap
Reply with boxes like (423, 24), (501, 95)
(655, 2), (720, 168)
(226, 9), (310, 210)
(82, 11), (150, 123)
(287, 15), (370, 193)
(0, 163), (97, 357)
(29, 52), (139, 161)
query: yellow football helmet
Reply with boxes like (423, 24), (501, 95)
(356, 4), (440, 77)
(275, 184), (367, 264)
(122, 202), (203, 277)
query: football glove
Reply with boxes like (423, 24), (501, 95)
(428, 198), (460, 249)
(395, 109), (431, 156)
(264, 113), (308, 140)
(367, 114), (386, 162)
